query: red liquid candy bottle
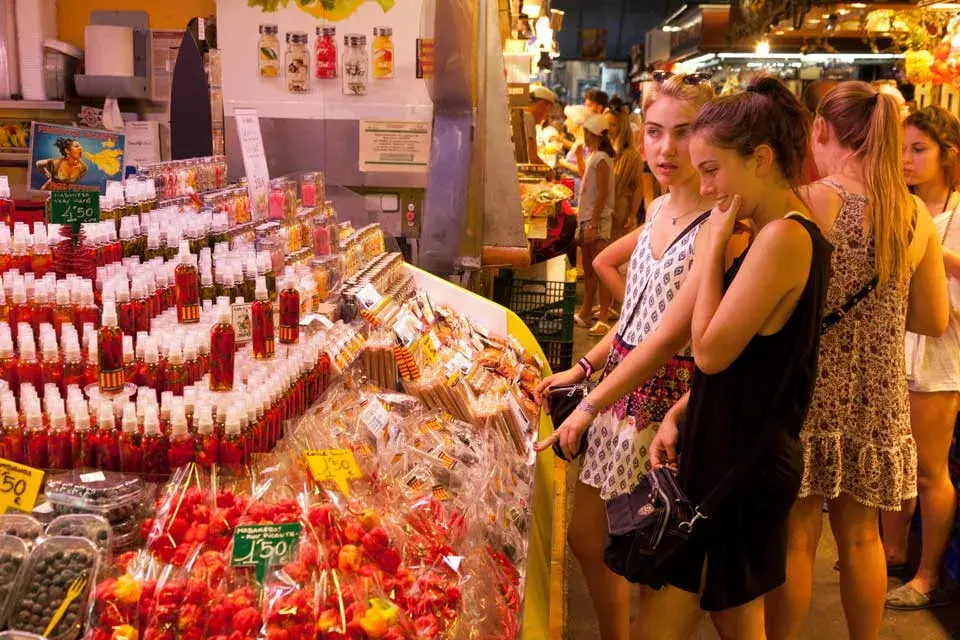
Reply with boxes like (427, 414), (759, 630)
(174, 241), (200, 324)
(9, 280), (26, 344)
(118, 402), (142, 474)
(122, 336), (136, 385)
(84, 342), (99, 389)
(116, 279), (135, 336)
(164, 346), (186, 396)
(0, 177), (13, 228)
(40, 340), (62, 393)
(220, 407), (246, 474)
(131, 279), (151, 333)
(23, 401), (47, 468)
(47, 403), (72, 470)
(194, 402), (219, 469)
(0, 398), (22, 463)
(94, 403), (120, 471)
(277, 277), (299, 345)
(141, 336), (163, 392)
(16, 340), (41, 392)
(183, 338), (199, 386)
(0, 336), (18, 395)
(70, 404), (95, 469)
(251, 277), (274, 360)
(197, 334), (210, 378)
(77, 283), (99, 329)
(30, 228), (52, 278)
(62, 339), (85, 392)
(142, 405), (169, 481)
(11, 237), (29, 274)
(32, 282), (53, 336)
(53, 284), (73, 340)
(98, 301), (125, 393)
(167, 404), (195, 470)
(209, 303), (235, 392)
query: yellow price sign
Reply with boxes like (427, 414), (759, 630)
(304, 449), (362, 497)
(0, 458), (43, 514)
(420, 331), (439, 364)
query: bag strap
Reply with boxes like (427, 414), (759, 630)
(821, 275), (877, 332)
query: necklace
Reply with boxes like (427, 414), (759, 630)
(669, 198), (706, 225)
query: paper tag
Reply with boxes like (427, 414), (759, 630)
(232, 302), (253, 344)
(444, 555), (463, 572)
(355, 283), (383, 311)
(507, 392), (528, 429)
(445, 351), (472, 377)
(80, 471), (106, 483)
(33, 501), (53, 514)
(393, 310), (421, 347)
(420, 331), (439, 364)
(360, 400), (390, 440)
(417, 291), (436, 325)
(197, 17), (206, 41)
(231, 523), (301, 585)
(301, 313), (334, 329)
(0, 459), (44, 514)
(305, 449), (363, 496)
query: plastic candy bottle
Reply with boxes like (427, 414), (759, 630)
(278, 277), (299, 345)
(194, 402), (219, 468)
(174, 241), (201, 324)
(53, 284), (73, 340)
(62, 339), (84, 392)
(71, 403), (95, 468)
(131, 279), (151, 333)
(220, 407), (245, 474)
(142, 405), (169, 481)
(251, 277), (274, 360)
(40, 340), (62, 393)
(16, 340), (40, 391)
(47, 402), (72, 469)
(0, 336), (17, 394)
(0, 399), (22, 462)
(167, 404), (195, 470)
(122, 335), (136, 384)
(119, 402), (142, 474)
(98, 301), (124, 392)
(94, 403), (120, 471)
(209, 303), (235, 391)
(23, 401), (47, 468)
(165, 345), (186, 396)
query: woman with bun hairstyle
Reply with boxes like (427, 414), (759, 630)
(880, 105), (960, 610)
(534, 74), (715, 640)
(605, 97), (645, 241)
(637, 76), (831, 640)
(766, 83), (949, 640)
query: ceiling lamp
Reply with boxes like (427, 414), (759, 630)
(756, 39), (771, 55)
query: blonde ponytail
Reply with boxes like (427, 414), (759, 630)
(818, 82), (914, 284)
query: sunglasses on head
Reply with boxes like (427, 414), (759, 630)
(651, 70), (712, 85)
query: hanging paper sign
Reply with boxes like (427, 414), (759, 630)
(234, 108), (271, 220)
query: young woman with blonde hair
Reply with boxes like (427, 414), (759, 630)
(534, 73), (716, 640)
(605, 98), (645, 243)
(880, 104), (960, 610)
(766, 81), (950, 640)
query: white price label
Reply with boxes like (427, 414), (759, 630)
(80, 471), (106, 483)
(355, 283), (383, 311)
(360, 400), (390, 439)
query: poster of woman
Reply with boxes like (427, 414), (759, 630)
(28, 122), (125, 193)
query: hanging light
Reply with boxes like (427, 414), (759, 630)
(756, 39), (771, 55)
(550, 9), (565, 31)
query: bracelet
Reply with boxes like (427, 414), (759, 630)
(577, 357), (594, 379)
(577, 400), (599, 417)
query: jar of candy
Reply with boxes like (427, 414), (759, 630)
(301, 172), (320, 207)
(315, 27), (337, 79)
(268, 179), (286, 221)
(372, 27), (394, 79)
(342, 34), (368, 96)
(286, 31), (310, 93)
(259, 24), (281, 78)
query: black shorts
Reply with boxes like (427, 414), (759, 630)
(662, 438), (803, 612)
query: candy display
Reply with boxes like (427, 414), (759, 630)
(0, 535), (27, 627)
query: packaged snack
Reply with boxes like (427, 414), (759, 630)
(44, 472), (144, 538)
(45, 515), (112, 561)
(0, 515), (43, 547)
(7, 536), (99, 640)
(0, 536), (29, 627)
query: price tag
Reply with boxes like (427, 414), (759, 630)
(360, 399), (390, 440)
(355, 283), (383, 311)
(506, 392), (529, 430)
(231, 523), (302, 586)
(420, 331), (438, 364)
(305, 449), (363, 496)
(49, 191), (100, 225)
(80, 471), (106, 483)
(445, 351), (472, 377)
(393, 310), (421, 347)
(0, 459), (44, 514)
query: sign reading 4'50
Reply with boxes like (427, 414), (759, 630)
(49, 190), (100, 225)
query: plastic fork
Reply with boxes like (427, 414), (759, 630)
(43, 573), (87, 638)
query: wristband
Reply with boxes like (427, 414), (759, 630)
(577, 357), (594, 379)
(577, 400), (599, 417)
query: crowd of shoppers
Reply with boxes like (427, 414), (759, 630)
(536, 74), (957, 640)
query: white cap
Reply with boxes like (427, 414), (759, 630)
(101, 300), (118, 328)
(255, 277), (268, 301)
(122, 402), (137, 433)
(225, 406), (241, 435)
(583, 113), (610, 137)
(171, 403), (188, 436)
(530, 85), (558, 104)
(99, 402), (116, 430)
(196, 401), (214, 434)
(178, 240), (194, 265)
(144, 404), (161, 435)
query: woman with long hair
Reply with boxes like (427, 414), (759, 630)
(605, 98), (645, 243)
(576, 115), (617, 336)
(880, 105), (960, 610)
(636, 76), (831, 640)
(765, 82), (949, 640)
(534, 74), (715, 640)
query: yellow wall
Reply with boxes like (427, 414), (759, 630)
(57, 0), (216, 49)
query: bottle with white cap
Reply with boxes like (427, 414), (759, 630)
(46, 398), (72, 469)
(195, 401), (219, 468)
(167, 402), (195, 470)
(119, 401), (142, 474)
(16, 337), (39, 391)
(97, 300), (124, 392)
(210, 302), (235, 392)
(251, 277), (275, 360)
(23, 398), (47, 468)
(130, 278), (151, 333)
(0, 396), (22, 463)
(142, 404), (169, 481)
(277, 275), (299, 346)
(70, 401), (93, 468)
(221, 406), (246, 473)
(175, 240), (201, 324)
(94, 400), (120, 471)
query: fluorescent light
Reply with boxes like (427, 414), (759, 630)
(662, 25), (682, 32)
(684, 53), (717, 67)
(716, 52), (904, 61)
(851, 2), (867, 7)
(925, 2), (960, 8)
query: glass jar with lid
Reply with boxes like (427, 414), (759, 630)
(285, 31), (310, 93)
(258, 24), (280, 78)
(342, 34), (368, 96)
(315, 27), (337, 80)
(372, 27), (394, 79)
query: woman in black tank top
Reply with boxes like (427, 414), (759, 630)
(632, 78), (832, 639)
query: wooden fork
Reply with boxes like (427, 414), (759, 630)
(43, 573), (87, 638)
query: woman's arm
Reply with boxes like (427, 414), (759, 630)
(692, 197), (813, 374)
(594, 225), (644, 302)
(590, 160), (611, 227)
(943, 248), (960, 280)
(650, 391), (689, 468)
(907, 204), (949, 336)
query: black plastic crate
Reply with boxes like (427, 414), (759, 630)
(540, 340), (574, 374)
(493, 270), (576, 342)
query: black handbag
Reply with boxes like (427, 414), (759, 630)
(547, 383), (593, 461)
(603, 421), (780, 586)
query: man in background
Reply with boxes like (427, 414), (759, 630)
(524, 85), (558, 164)
(584, 89), (609, 115)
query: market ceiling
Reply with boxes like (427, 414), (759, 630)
(729, 1), (934, 41)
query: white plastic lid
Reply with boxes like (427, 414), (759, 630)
(122, 402), (137, 433)
(144, 405), (161, 435)
(101, 299), (118, 327)
(196, 402), (213, 434)
(255, 276), (268, 301)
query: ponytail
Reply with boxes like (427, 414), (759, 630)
(819, 81), (913, 284)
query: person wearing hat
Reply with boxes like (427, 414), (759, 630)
(525, 85), (557, 164)
(577, 113), (617, 335)
(558, 104), (588, 176)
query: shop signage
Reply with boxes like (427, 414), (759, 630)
(49, 190), (100, 225)
(305, 448), (363, 496)
(28, 122), (125, 194)
(358, 121), (432, 173)
(234, 108), (271, 220)
(0, 458), (44, 513)
(232, 523), (302, 584)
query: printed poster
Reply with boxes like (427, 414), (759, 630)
(28, 123), (125, 194)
